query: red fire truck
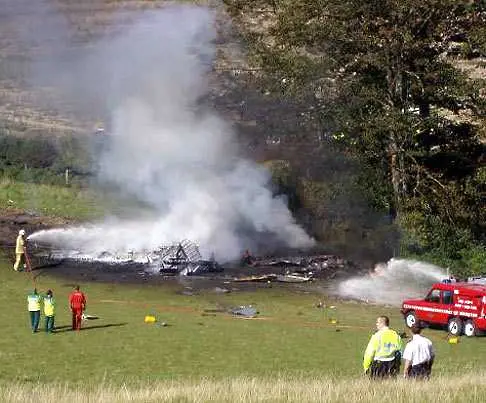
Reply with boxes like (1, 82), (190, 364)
(401, 280), (486, 337)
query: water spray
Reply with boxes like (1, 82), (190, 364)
(336, 258), (447, 306)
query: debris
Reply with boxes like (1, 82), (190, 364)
(28, 239), (223, 276)
(230, 305), (258, 318)
(81, 313), (99, 320)
(233, 274), (277, 283)
(276, 273), (313, 283)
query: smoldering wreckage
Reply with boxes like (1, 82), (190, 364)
(27, 236), (357, 284)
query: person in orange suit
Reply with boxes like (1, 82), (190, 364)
(69, 285), (86, 331)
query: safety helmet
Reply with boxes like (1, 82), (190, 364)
(19, 229), (26, 236)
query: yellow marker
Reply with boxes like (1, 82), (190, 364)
(448, 336), (459, 344)
(144, 315), (156, 323)
(330, 319), (338, 324)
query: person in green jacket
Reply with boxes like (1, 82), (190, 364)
(43, 290), (55, 333)
(27, 289), (42, 333)
(363, 315), (403, 378)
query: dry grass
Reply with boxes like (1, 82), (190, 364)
(1, 375), (486, 402)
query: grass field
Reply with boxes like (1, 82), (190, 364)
(1, 256), (486, 401)
(0, 178), (102, 220)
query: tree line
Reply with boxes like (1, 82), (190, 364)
(223, 0), (486, 273)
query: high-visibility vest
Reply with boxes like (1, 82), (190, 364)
(27, 294), (41, 311)
(16, 235), (25, 254)
(363, 328), (402, 371)
(43, 297), (55, 316)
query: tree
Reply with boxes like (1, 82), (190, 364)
(225, 0), (486, 266)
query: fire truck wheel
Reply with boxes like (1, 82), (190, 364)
(464, 320), (476, 337)
(448, 317), (463, 336)
(405, 311), (417, 328)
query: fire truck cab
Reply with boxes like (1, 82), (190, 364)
(401, 281), (486, 337)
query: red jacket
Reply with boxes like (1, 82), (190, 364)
(69, 291), (86, 310)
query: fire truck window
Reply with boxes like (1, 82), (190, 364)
(442, 290), (453, 304)
(425, 289), (441, 303)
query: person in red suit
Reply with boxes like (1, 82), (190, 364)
(69, 285), (86, 331)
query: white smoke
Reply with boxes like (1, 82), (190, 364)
(28, 5), (314, 261)
(336, 258), (447, 306)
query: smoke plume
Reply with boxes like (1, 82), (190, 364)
(27, 4), (314, 261)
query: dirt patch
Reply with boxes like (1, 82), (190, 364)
(0, 209), (71, 248)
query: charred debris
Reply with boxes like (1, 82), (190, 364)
(27, 239), (361, 282)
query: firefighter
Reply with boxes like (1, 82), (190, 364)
(13, 229), (27, 271)
(69, 285), (86, 331)
(363, 316), (403, 378)
(241, 249), (255, 266)
(27, 288), (42, 333)
(43, 289), (55, 333)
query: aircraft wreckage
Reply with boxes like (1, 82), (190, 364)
(28, 239), (222, 275)
(27, 238), (361, 282)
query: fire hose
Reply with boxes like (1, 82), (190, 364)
(24, 249), (37, 288)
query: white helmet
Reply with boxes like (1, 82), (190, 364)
(19, 229), (26, 236)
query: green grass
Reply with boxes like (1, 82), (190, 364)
(1, 257), (486, 388)
(0, 178), (102, 219)
(0, 177), (158, 221)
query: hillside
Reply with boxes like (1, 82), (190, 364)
(0, 0), (250, 137)
(1, 1), (484, 141)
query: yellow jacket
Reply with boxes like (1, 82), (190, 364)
(27, 293), (42, 312)
(43, 296), (55, 316)
(16, 235), (25, 254)
(363, 327), (402, 371)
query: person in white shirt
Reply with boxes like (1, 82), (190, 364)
(402, 324), (435, 379)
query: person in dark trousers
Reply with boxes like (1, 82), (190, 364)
(69, 285), (86, 331)
(403, 324), (435, 379)
(363, 316), (403, 378)
(27, 289), (42, 333)
(43, 289), (55, 333)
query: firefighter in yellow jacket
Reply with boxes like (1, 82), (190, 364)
(13, 229), (26, 271)
(43, 290), (55, 333)
(363, 316), (402, 378)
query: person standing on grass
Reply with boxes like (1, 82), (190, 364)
(43, 289), (55, 333)
(13, 229), (27, 271)
(403, 324), (435, 379)
(69, 285), (86, 331)
(27, 288), (42, 333)
(363, 316), (402, 378)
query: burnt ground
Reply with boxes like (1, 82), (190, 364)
(0, 210), (366, 293)
(23, 259), (361, 297)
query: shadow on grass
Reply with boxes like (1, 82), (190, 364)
(54, 323), (128, 333)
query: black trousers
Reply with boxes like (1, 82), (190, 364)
(369, 354), (401, 379)
(408, 361), (432, 379)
